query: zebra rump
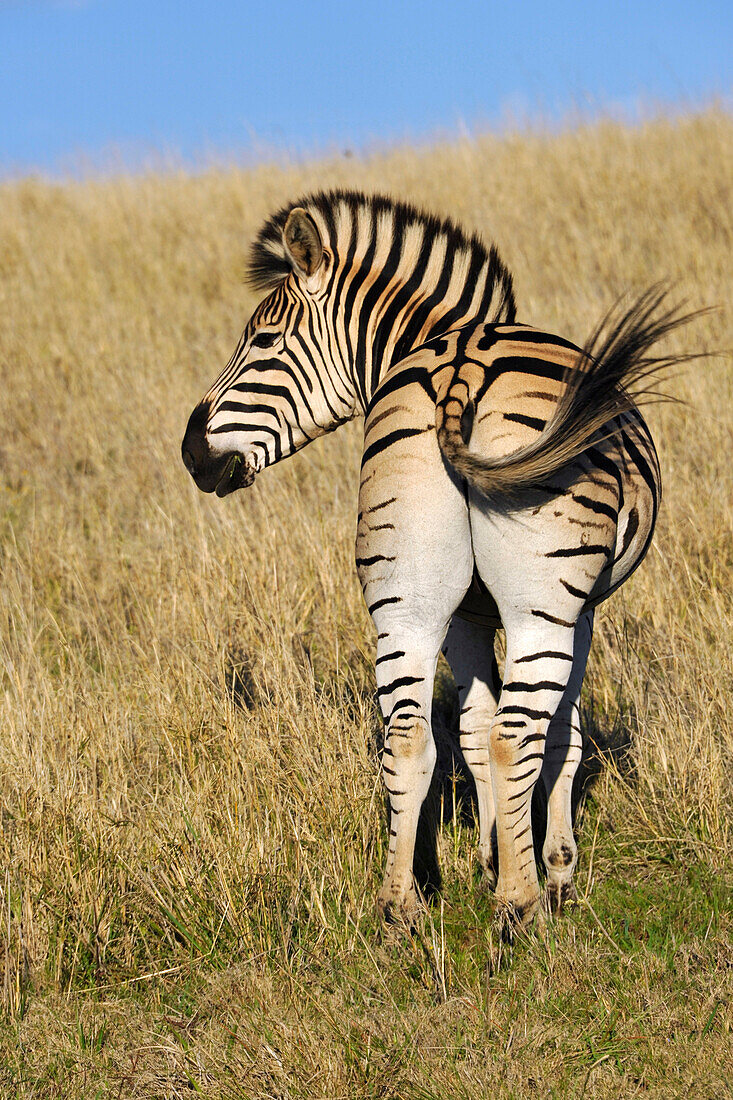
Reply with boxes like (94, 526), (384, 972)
(436, 284), (700, 498)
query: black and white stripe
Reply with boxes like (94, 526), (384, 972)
(183, 190), (693, 930)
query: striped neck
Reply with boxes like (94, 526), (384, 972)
(248, 190), (516, 411)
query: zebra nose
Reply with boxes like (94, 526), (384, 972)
(182, 447), (197, 477)
(181, 401), (211, 479)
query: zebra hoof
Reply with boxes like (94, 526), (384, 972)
(494, 894), (543, 941)
(377, 887), (421, 930)
(478, 856), (498, 892)
(477, 866), (493, 893)
(545, 879), (578, 915)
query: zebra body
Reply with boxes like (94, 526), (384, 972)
(358, 327), (657, 922)
(182, 191), (676, 929)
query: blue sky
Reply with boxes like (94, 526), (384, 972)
(1, 0), (731, 177)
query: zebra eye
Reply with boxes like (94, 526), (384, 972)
(251, 331), (280, 349)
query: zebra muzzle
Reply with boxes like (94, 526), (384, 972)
(214, 453), (255, 497)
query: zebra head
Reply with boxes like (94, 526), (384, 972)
(182, 206), (354, 497)
(183, 189), (517, 497)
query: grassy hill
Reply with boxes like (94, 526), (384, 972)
(0, 110), (731, 1098)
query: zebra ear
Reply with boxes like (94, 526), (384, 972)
(282, 208), (324, 279)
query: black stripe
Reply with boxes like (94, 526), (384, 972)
(360, 497), (397, 518)
(217, 401), (280, 417)
(497, 705), (553, 721)
(620, 431), (658, 563)
(480, 328), (579, 352)
(560, 579), (588, 600)
(474, 326), (501, 353)
(519, 732), (547, 747)
(236, 359), (313, 415)
(367, 403), (410, 432)
(316, 195), (337, 245)
(521, 390), (558, 401)
(231, 380), (302, 421)
(209, 421), (283, 462)
(479, 246), (515, 323)
(361, 426), (430, 468)
(503, 412), (547, 431)
(502, 680), (567, 693)
(366, 366), (432, 413)
(342, 219), (379, 401)
(545, 544), (610, 558)
(332, 203), (364, 405)
(621, 430), (657, 498)
(515, 650), (573, 664)
(283, 301), (314, 394)
(216, 401), (292, 450)
(508, 786), (534, 802)
(376, 650), (406, 665)
(301, 305), (350, 415)
(368, 596), (403, 614)
(222, 400), (294, 452)
(506, 769), (539, 783)
(488, 355), (570, 382)
(615, 505), (639, 562)
(586, 446), (624, 507)
(355, 554), (396, 567)
(515, 752), (545, 766)
(572, 493), (618, 520)
(528, 484), (570, 497)
(531, 610), (576, 628)
(389, 698), (421, 719)
(377, 675), (425, 698)
(566, 517), (607, 531)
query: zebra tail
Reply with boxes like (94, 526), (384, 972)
(436, 284), (705, 498)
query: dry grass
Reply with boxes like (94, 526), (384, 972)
(0, 109), (731, 1098)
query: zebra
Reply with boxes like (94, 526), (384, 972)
(182, 190), (692, 931)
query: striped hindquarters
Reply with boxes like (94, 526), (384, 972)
(435, 286), (696, 499)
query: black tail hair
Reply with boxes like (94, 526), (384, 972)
(437, 285), (705, 497)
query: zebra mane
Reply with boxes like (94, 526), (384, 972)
(247, 189), (515, 319)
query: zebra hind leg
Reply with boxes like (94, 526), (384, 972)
(541, 610), (593, 913)
(375, 632), (440, 925)
(441, 615), (500, 886)
(488, 619), (578, 932)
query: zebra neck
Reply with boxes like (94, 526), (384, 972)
(247, 190), (515, 414)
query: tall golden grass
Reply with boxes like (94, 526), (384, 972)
(0, 110), (731, 1097)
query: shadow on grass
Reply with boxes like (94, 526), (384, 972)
(224, 647), (260, 711)
(224, 634), (373, 722)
